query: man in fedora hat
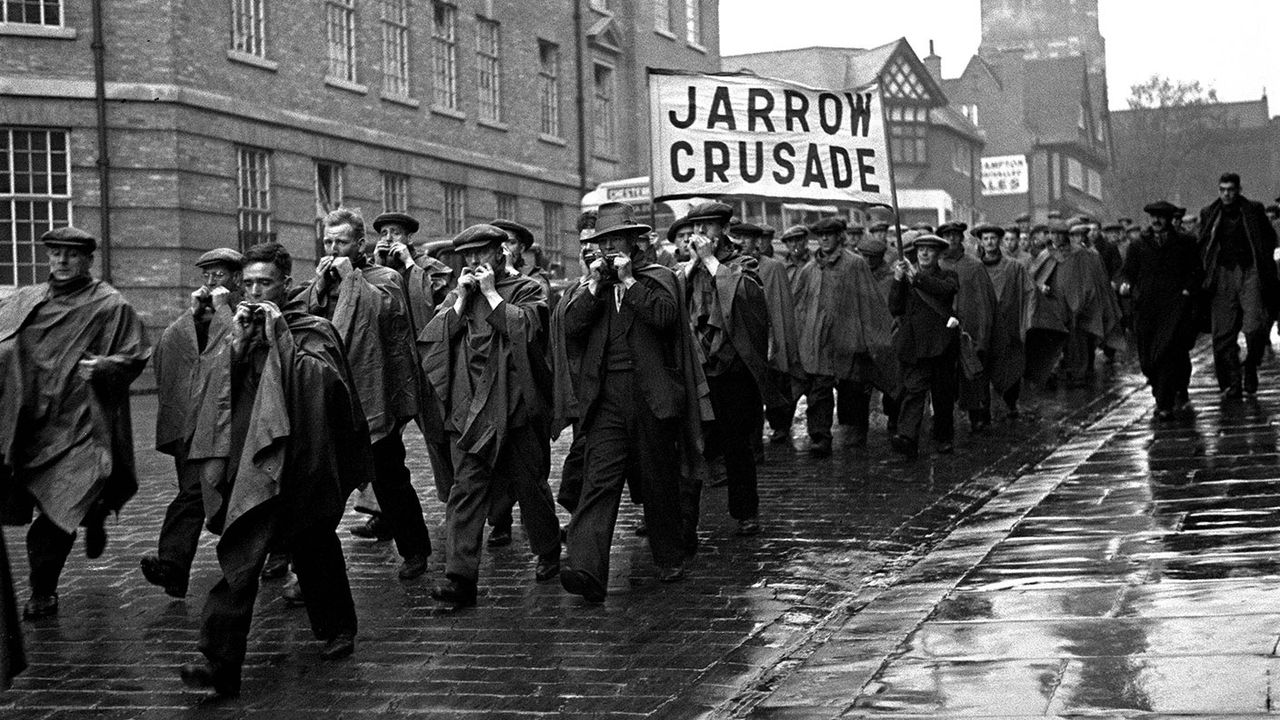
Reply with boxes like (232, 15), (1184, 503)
(684, 203), (779, 537)
(938, 221), (997, 432)
(888, 234), (959, 457)
(0, 226), (150, 619)
(419, 224), (561, 607)
(142, 248), (244, 598)
(1120, 201), (1204, 419)
(300, 208), (433, 582)
(558, 202), (709, 600)
(792, 216), (893, 454)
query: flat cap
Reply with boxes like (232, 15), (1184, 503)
(729, 221), (765, 238)
(1143, 200), (1180, 217)
(195, 247), (244, 269)
(683, 201), (734, 225)
(900, 230), (920, 251)
(937, 221), (968, 236)
(809, 216), (847, 235)
(972, 223), (1005, 238)
(1173, 206), (1187, 218)
(913, 233), (949, 250)
(1102, 222), (1124, 232)
(1003, 224), (1022, 235)
(1047, 219), (1070, 234)
(780, 225), (809, 242)
(911, 221), (935, 232)
(1014, 213), (1032, 224)
(1117, 217), (1134, 225)
(1069, 223), (1092, 235)
(1046, 210), (1064, 220)
(491, 219), (535, 249)
(40, 226), (97, 252)
(846, 223), (865, 236)
(761, 225), (776, 238)
(452, 223), (508, 252)
(869, 221), (891, 232)
(666, 216), (692, 243)
(857, 236), (888, 255)
(372, 211), (420, 234)
(1030, 223), (1050, 233)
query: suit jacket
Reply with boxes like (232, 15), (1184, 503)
(563, 270), (684, 423)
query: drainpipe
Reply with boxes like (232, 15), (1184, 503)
(573, 0), (587, 200)
(91, 0), (112, 282)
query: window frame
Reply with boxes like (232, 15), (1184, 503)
(475, 16), (502, 122)
(538, 40), (562, 138)
(541, 200), (562, 275)
(1067, 157), (1084, 191)
(684, 0), (702, 47)
(0, 0), (63, 27)
(431, 1), (459, 111)
(380, 0), (411, 98)
(442, 182), (467, 236)
(0, 127), (73, 288)
(592, 61), (617, 158)
(495, 191), (518, 222)
(230, 0), (266, 57)
(325, 0), (358, 83)
(381, 171), (410, 214)
(236, 146), (273, 252)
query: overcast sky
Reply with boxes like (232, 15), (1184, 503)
(720, 0), (1280, 111)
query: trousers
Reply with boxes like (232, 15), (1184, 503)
(704, 366), (761, 521)
(897, 352), (958, 444)
(370, 428), (432, 560)
(155, 444), (205, 583)
(566, 370), (684, 589)
(1210, 265), (1269, 390)
(443, 424), (560, 582)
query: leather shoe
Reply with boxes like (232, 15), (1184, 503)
(1245, 366), (1259, 395)
(535, 551), (561, 582)
(808, 436), (832, 457)
(140, 555), (187, 598)
(486, 527), (513, 548)
(23, 593), (58, 620)
(397, 553), (429, 580)
(350, 514), (393, 541)
(560, 567), (606, 603)
(282, 574), (305, 607)
(736, 518), (762, 537)
(890, 434), (918, 458)
(84, 516), (107, 559)
(430, 577), (477, 608)
(657, 564), (686, 583)
(180, 660), (239, 697)
(320, 633), (355, 661)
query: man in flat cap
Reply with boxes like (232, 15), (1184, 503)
(684, 206), (778, 536)
(1119, 202), (1204, 419)
(792, 216), (893, 454)
(141, 248), (244, 598)
(938, 221), (997, 432)
(1197, 172), (1280, 397)
(558, 203), (709, 600)
(729, 219), (802, 459)
(889, 234), (960, 457)
(976, 224), (1036, 419)
(0, 227), (150, 618)
(667, 216), (694, 263)
(419, 224), (561, 607)
(179, 241), (368, 696)
(780, 225), (811, 288)
(301, 208), (432, 580)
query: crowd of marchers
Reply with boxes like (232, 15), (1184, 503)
(0, 170), (1277, 698)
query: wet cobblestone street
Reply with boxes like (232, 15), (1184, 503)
(0, 353), (1176, 719)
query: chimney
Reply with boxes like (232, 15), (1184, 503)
(924, 39), (943, 82)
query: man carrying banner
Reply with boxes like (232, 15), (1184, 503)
(792, 217), (893, 455)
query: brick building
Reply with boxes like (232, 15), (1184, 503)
(723, 39), (985, 229)
(0, 0), (720, 332)
(936, 0), (1114, 223)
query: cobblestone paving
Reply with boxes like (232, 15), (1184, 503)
(0, 363), (1146, 719)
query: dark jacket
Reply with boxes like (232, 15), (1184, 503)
(1198, 196), (1280, 313)
(1121, 230), (1204, 374)
(563, 270), (684, 423)
(889, 266), (960, 363)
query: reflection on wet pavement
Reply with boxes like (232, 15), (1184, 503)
(742, 350), (1280, 718)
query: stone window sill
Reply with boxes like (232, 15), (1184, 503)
(226, 49), (279, 72)
(0, 23), (76, 39)
(325, 76), (368, 95)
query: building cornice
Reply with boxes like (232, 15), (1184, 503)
(0, 77), (581, 189)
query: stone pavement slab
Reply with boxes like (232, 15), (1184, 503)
(735, 350), (1280, 718)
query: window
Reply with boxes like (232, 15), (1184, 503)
(476, 17), (502, 122)
(592, 63), (616, 157)
(538, 41), (561, 137)
(382, 172), (409, 213)
(442, 183), (466, 235)
(230, 0), (265, 56)
(236, 147), (272, 251)
(959, 103), (979, 127)
(315, 162), (344, 221)
(1067, 157), (1084, 190)
(1086, 168), (1102, 199)
(431, 1), (458, 110)
(495, 192), (517, 221)
(1, 0), (61, 26)
(882, 55), (930, 103)
(0, 128), (71, 287)
(951, 142), (973, 177)
(685, 0), (702, 46)
(381, 0), (411, 97)
(542, 201), (562, 273)
(326, 0), (357, 82)
(654, 0), (671, 33)
(888, 106), (928, 165)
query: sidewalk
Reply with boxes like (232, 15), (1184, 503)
(738, 350), (1280, 718)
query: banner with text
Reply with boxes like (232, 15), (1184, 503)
(648, 70), (893, 205)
